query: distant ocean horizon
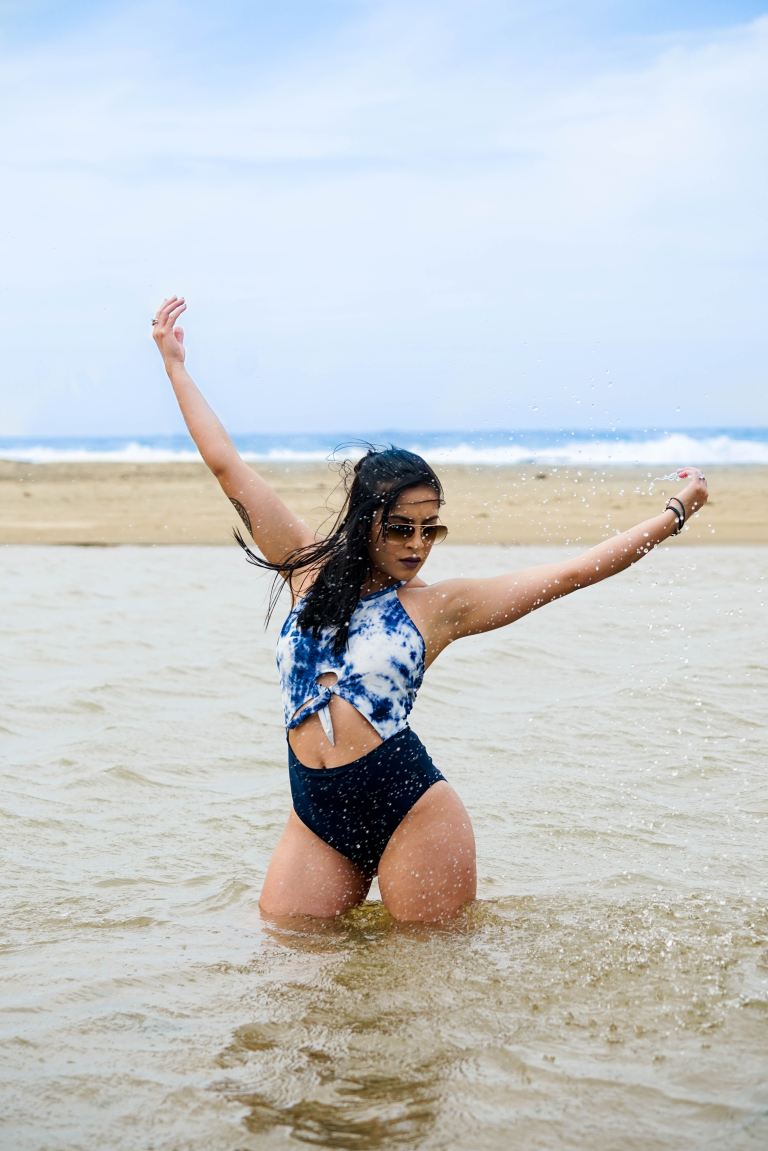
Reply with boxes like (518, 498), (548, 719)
(1, 427), (767, 466)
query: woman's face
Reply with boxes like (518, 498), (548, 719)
(368, 484), (444, 585)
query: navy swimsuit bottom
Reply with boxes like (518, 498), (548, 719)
(288, 726), (445, 879)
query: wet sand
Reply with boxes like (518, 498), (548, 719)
(0, 461), (765, 545)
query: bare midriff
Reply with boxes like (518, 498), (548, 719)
(288, 695), (384, 769)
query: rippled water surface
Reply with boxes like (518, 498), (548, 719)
(2, 546), (767, 1150)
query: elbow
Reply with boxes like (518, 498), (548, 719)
(559, 564), (589, 596)
(208, 449), (238, 480)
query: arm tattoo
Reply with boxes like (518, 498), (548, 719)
(230, 498), (253, 538)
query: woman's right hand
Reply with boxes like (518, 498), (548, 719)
(674, 468), (708, 520)
(152, 296), (187, 373)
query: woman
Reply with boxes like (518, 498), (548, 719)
(152, 296), (708, 924)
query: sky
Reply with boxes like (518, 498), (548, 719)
(1, 0), (766, 436)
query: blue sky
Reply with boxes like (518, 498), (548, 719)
(1, 0), (766, 435)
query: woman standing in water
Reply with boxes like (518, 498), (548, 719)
(152, 296), (708, 924)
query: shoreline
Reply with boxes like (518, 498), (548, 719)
(0, 461), (765, 546)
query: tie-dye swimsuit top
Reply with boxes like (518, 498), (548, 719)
(276, 583), (426, 746)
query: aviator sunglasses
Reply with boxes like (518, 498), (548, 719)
(382, 522), (448, 544)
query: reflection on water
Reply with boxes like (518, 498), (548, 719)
(217, 904), (463, 1148)
(212, 896), (768, 1150)
(235, 1072), (440, 1148)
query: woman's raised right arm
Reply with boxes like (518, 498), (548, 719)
(152, 296), (314, 565)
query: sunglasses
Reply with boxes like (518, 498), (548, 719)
(382, 522), (448, 544)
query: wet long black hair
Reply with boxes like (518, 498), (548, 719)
(234, 446), (444, 653)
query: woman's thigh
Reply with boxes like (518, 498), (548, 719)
(377, 781), (477, 923)
(259, 810), (371, 919)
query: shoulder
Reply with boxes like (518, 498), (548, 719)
(396, 579), (468, 659)
(398, 577), (466, 609)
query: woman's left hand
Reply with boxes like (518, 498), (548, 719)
(674, 467), (708, 520)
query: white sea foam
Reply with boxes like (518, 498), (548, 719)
(1, 442), (203, 464)
(2, 432), (766, 465)
(411, 434), (768, 466)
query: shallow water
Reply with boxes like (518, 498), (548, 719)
(2, 545), (766, 1150)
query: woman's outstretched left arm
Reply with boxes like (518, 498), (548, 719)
(430, 471), (708, 644)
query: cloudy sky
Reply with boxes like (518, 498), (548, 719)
(1, 0), (766, 436)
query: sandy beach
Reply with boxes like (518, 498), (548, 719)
(0, 460), (765, 546)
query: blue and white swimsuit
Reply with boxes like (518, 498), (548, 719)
(276, 582), (446, 876)
(277, 583), (426, 746)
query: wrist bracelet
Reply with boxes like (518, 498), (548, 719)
(665, 498), (685, 535)
(668, 496), (686, 529)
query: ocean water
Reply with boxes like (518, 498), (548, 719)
(2, 544), (767, 1150)
(1, 426), (767, 465)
